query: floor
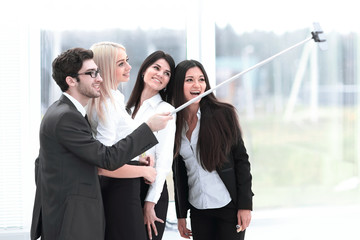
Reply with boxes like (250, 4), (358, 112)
(1, 204), (359, 240)
(163, 203), (360, 240)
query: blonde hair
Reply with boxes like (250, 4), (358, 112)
(87, 41), (126, 124)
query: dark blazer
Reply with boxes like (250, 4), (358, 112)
(30, 95), (158, 240)
(172, 135), (254, 219)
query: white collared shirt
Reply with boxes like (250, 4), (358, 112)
(63, 92), (86, 117)
(131, 93), (176, 203)
(90, 89), (139, 147)
(179, 109), (231, 209)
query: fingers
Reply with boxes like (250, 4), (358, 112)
(146, 222), (153, 240)
(155, 217), (164, 224)
(151, 221), (158, 238)
(144, 173), (156, 184)
(147, 155), (155, 167)
(177, 218), (191, 239)
(145, 218), (164, 239)
(158, 112), (171, 116)
(147, 113), (173, 132)
(139, 158), (148, 166)
(185, 231), (193, 238)
(139, 154), (153, 166)
(179, 227), (192, 239)
(237, 209), (252, 232)
(144, 177), (155, 184)
(144, 204), (165, 239)
(242, 213), (251, 229)
(143, 166), (156, 184)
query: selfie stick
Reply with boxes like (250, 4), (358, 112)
(170, 22), (327, 115)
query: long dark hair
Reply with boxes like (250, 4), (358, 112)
(126, 50), (175, 116)
(172, 60), (241, 171)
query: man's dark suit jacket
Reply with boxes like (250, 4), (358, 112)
(30, 95), (158, 240)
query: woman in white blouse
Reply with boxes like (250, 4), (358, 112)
(86, 42), (159, 240)
(171, 60), (254, 240)
(126, 50), (176, 240)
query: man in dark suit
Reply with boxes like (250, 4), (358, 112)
(30, 48), (172, 240)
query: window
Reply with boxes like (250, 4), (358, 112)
(0, 26), (40, 237)
(215, 1), (360, 239)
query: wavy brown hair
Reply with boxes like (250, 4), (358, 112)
(172, 60), (241, 171)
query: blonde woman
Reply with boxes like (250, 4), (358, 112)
(87, 42), (161, 240)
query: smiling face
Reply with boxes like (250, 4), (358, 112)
(77, 60), (102, 96)
(69, 59), (103, 105)
(143, 58), (171, 92)
(115, 48), (132, 85)
(183, 66), (207, 104)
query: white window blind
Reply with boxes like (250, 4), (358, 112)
(0, 26), (40, 238)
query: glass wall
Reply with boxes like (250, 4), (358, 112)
(214, 1), (360, 239)
(216, 27), (360, 207)
(40, 28), (187, 113)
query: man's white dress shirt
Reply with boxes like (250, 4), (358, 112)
(63, 92), (86, 117)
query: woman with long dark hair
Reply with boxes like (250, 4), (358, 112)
(127, 50), (176, 240)
(171, 60), (254, 240)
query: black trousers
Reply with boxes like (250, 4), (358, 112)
(190, 202), (246, 240)
(101, 176), (146, 240)
(141, 181), (169, 240)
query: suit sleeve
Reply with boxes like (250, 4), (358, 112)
(34, 157), (39, 185)
(56, 110), (158, 170)
(232, 136), (254, 210)
(172, 155), (190, 219)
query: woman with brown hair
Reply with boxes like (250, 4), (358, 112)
(171, 59), (254, 240)
(127, 50), (176, 240)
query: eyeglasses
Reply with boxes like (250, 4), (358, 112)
(75, 69), (101, 78)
